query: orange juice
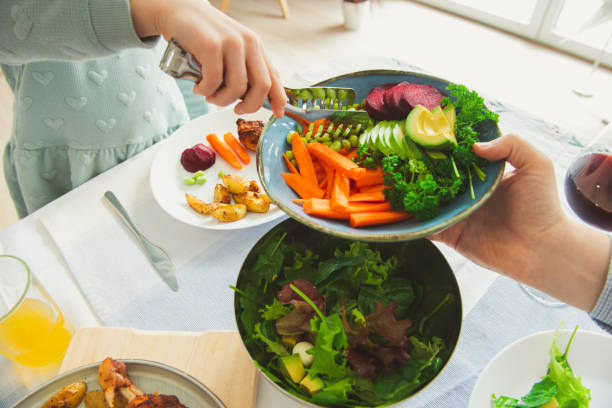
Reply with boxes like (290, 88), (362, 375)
(0, 297), (72, 367)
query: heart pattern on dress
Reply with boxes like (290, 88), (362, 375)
(65, 96), (88, 111)
(118, 91), (136, 106)
(22, 141), (42, 149)
(32, 71), (54, 86)
(43, 118), (64, 131)
(21, 97), (33, 111)
(135, 65), (151, 79)
(87, 70), (108, 86)
(17, 150), (35, 168)
(11, 5), (33, 40)
(96, 118), (116, 133)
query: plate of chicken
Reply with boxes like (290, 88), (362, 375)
(150, 107), (285, 229)
(13, 357), (225, 408)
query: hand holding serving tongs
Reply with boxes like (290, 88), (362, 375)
(160, 39), (371, 126)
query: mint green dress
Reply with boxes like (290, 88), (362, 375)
(1, 0), (211, 217)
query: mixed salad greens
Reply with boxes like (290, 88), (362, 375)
(492, 325), (591, 408)
(356, 84), (499, 221)
(232, 220), (460, 407)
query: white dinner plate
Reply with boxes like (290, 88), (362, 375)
(13, 360), (225, 407)
(469, 329), (612, 408)
(150, 108), (284, 229)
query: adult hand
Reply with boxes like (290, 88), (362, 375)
(430, 134), (610, 311)
(130, 0), (287, 118)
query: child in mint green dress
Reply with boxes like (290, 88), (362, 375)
(1, 0), (286, 218)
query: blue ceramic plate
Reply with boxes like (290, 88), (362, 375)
(257, 70), (504, 242)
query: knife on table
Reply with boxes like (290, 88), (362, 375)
(103, 191), (179, 291)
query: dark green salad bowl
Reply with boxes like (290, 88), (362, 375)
(256, 69), (504, 242)
(233, 218), (462, 407)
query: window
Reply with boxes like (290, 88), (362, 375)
(416, 0), (612, 68)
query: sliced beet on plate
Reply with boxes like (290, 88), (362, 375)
(364, 83), (396, 120)
(399, 84), (445, 112)
(383, 82), (413, 119)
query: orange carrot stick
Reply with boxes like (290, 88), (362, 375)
(349, 211), (412, 228)
(355, 168), (385, 188)
(344, 149), (358, 160)
(345, 201), (392, 213)
(303, 199), (349, 220)
(319, 177), (328, 190)
(349, 191), (386, 202)
(358, 184), (387, 194)
(283, 153), (299, 175)
(291, 131), (318, 187)
(223, 132), (250, 165)
(285, 111), (311, 129)
(282, 173), (325, 199)
(306, 142), (365, 181)
(320, 163), (334, 199)
(330, 171), (350, 212)
(206, 133), (242, 170)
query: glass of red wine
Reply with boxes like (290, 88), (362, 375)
(564, 124), (612, 232)
(520, 125), (612, 307)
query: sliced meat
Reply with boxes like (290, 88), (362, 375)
(399, 84), (445, 111)
(383, 82), (413, 119)
(364, 83), (396, 121)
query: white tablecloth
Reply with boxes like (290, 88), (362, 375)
(0, 56), (605, 408)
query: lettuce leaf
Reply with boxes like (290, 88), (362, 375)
(491, 325), (591, 408)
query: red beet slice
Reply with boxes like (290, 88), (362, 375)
(383, 82), (413, 119)
(180, 143), (216, 172)
(364, 83), (396, 120)
(399, 84), (445, 112)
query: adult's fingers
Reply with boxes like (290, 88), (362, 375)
(473, 133), (550, 170)
(263, 54), (286, 118)
(191, 35), (224, 97)
(206, 35), (248, 106)
(234, 38), (271, 114)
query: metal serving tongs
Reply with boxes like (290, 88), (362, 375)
(159, 39), (372, 126)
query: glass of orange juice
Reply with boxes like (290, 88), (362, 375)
(0, 255), (73, 367)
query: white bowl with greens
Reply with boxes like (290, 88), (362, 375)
(470, 327), (612, 408)
(232, 218), (462, 407)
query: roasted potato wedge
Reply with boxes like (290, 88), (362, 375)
(213, 184), (231, 204)
(210, 203), (247, 222)
(42, 381), (87, 408)
(222, 174), (250, 194)
(244, 191), (271, 213)
(84, 390), (128, 408)
(232, 192), (246, 205)
(248, 180), (260, 193)
(185, 193), (211, 215)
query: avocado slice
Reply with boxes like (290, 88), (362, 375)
(299, 374), (324, 396)
(443, 103), (456, 134)
(279, 354), (305, 383)
(405, 105), (457, 151)
(390, 122), (407, 159)
(377, 121), (393, 156)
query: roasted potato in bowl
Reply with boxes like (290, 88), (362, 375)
(42, 381), (87, 408)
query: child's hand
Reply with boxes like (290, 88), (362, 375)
(131, 0), (287, 118)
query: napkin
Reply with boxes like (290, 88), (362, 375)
(39, 141), (284, 324)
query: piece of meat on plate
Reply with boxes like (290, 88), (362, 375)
(236, 118), (264, 151)
(128, 394), (188, 408)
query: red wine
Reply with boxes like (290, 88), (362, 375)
(564, 152), (612, 231)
